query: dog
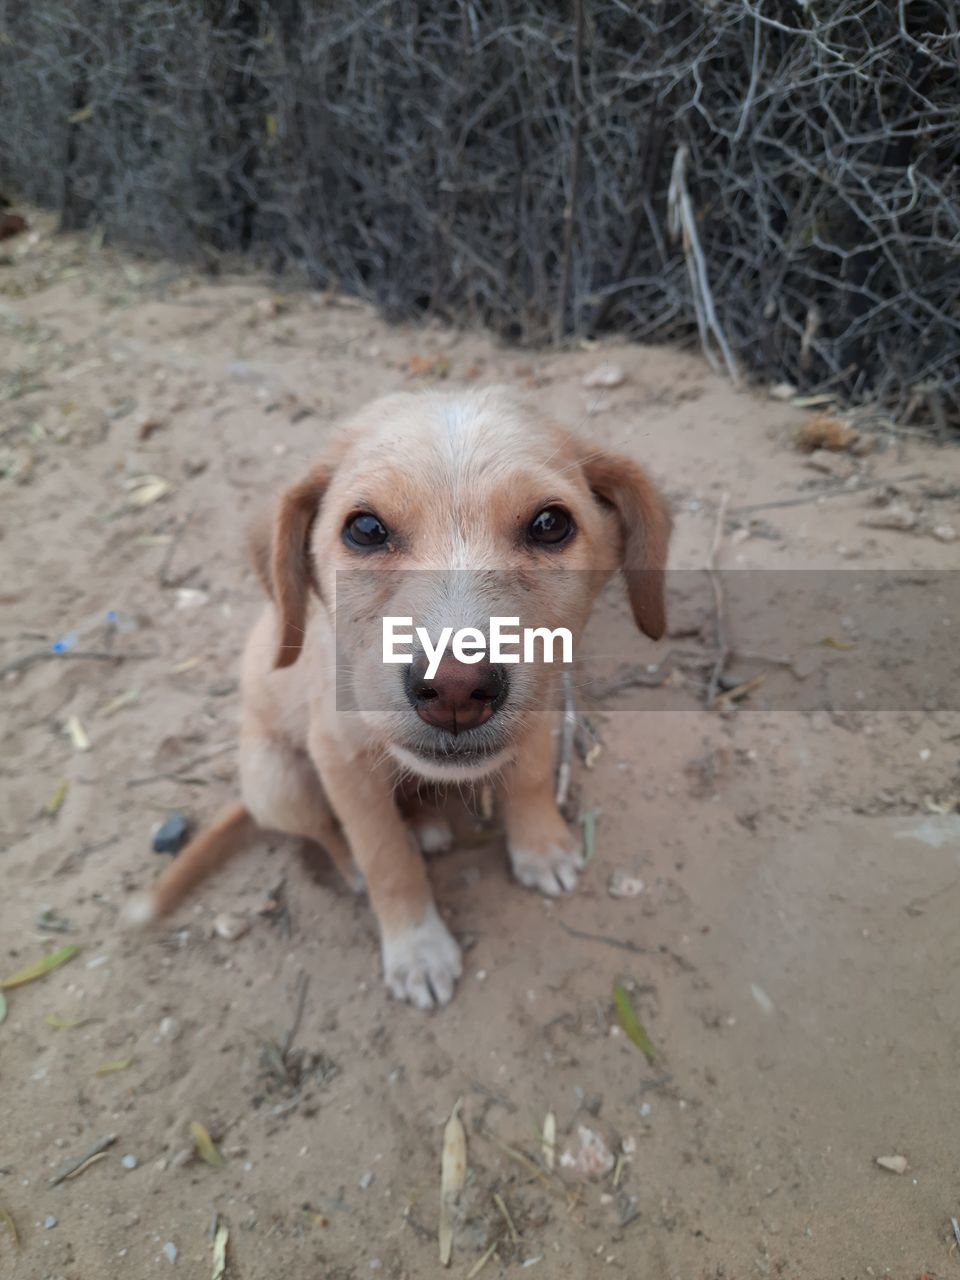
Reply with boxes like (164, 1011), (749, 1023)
(126, 387), (671, 1008)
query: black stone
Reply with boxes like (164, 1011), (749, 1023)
(152, 812), (189, 854)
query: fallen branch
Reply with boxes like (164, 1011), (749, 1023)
(49, 1134), (117, 1186)
(730, 472), (926, 516)
(125, 742), (234, 787)
(0, 650), (156, 678)
(557, 919), (655, 956)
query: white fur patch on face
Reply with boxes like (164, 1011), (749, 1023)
(381, 903), (463, 1009)
(388, 742), (514, 784)
(510, 841), (585, 896)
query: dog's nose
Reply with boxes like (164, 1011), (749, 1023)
(405, 656), (506, 733)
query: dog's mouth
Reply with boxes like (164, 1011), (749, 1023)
(389, 730), (514, 780)
(414, 738), (502, 765)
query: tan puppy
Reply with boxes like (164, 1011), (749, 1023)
(127, 388), (671, 1008)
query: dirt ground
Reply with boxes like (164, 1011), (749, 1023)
(2, 215), (960, 1280)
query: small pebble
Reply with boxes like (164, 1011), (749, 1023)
(121, 1154), (138, 1170)
(583, 362), (625, 389)
(163, 1241), (178, 1264)
(44, 1215), (58, 1230)
(608, 870), (644, 899)
(639, 1102), (652, 1118)
(875, 1154), (907, 1175)
(359, 1170), (374, 1190)
(158, 1016), (181, 1041)
(153, 813), (189, 855)
(213, 912), (250, 942)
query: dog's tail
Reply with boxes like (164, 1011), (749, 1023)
(124, 803), (257, 928)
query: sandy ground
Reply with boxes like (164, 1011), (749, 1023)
(2, 215), (960, 1280)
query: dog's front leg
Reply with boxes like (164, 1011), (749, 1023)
(310, 733), (462, 1008)
(501, 714), (585, 896)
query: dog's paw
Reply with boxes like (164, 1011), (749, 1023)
(382, 905), (463, 1009)
(510, 840), (585, 896)
(411, 817), (454, 856)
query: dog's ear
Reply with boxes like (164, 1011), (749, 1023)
(582, 451), (672, 640)
(270, 465), (331, 669)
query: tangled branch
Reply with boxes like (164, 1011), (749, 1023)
(0, 0), (956, 429)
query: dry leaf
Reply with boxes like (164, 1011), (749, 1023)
(66, 715), (91, 751)
(98, 689), (140, 717)
(191, 1121), (225, 1168)
(466, 1239), (498, 1280)
(818, 636), (858, 651)
(407, 353), (450, 379)
(795, 414), (859, 453)
(613, 981), (656, 1063)
(0, 1202), (19, 1251)
(126, 475), (172, 507)
(542, 1111), (556, 1171)
(212, 1218), (229, 1280)
(713, 672), (767, 708)
(171, 657), (202, 673)
(1, 945), (80, 990)
(45, 779), (70, 815)
(580, 809), (597, 864)
(46, 1013), (88, 1029)
(439, 1098), (467, 1266)
(95, 1057), (134, 1075)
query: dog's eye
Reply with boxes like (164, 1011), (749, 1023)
(528, 506), (574, 546)
(344, 512), (390, 548)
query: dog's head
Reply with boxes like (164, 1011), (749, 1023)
(263, 388), (671, 781)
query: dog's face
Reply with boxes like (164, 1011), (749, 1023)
(269, 389), (670, 781)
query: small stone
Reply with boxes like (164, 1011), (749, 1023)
(158, 1016), (181, 1041)
(175, 587), (209, 610)
(863, 504), (917, 532)
(768, 382), (798, 400)
(163, 1241), (178, 1264)
(566, 1126), (615, 1180)
(120, 1154), (138, 1170)
(358, 1170), (374, 1190)
(583, 362), (625, 389)
(931, 523), (958, 543)
(608, 870), (644, 899)
(44, 1215), (58, 1230)
(152, 813), (189, 855)
(170, 1147), (192, 1170)
(213, 912), (250, 942)
(875, 1155), (907, 1175)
